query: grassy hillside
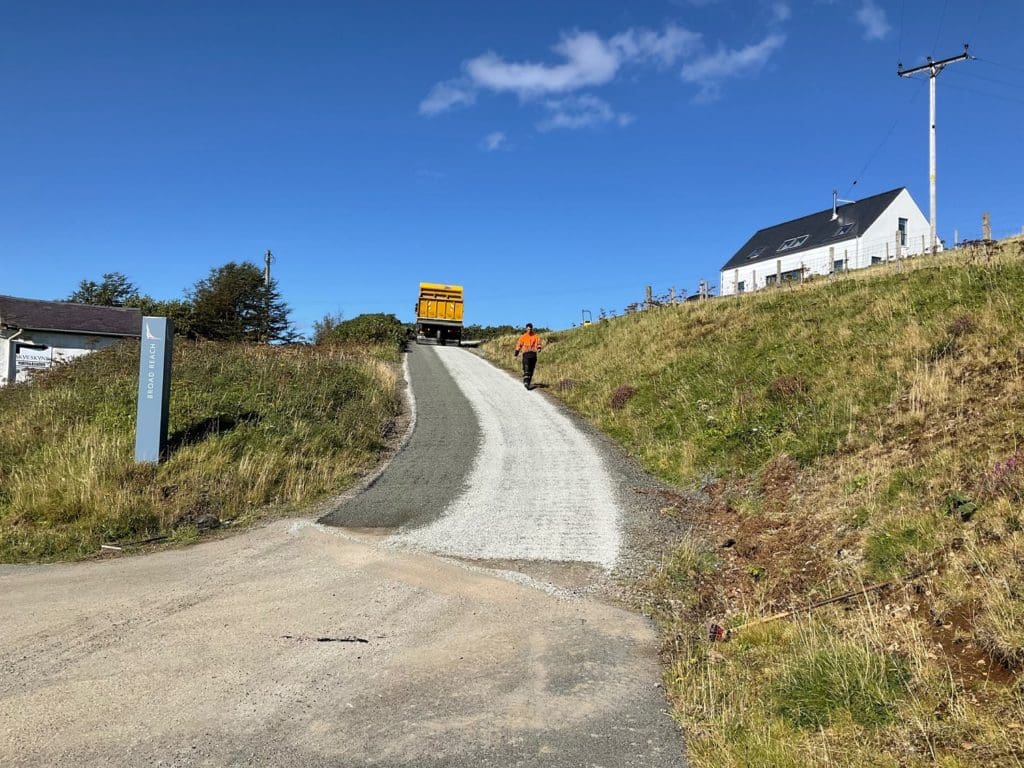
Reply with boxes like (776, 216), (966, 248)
(483, 238), (1024, 767)
(0, 341), (400, 563)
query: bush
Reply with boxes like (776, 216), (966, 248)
(315, 313), (408, 354)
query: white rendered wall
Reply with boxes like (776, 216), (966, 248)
(720, 191), (935, 296)
(0, 330), (125, 386)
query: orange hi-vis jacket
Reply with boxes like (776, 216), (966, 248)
(515, 332), (543, 353)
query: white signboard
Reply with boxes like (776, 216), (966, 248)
(16, 345), (52, 380)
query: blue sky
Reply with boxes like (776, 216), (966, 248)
(3, 1), (1023, 334)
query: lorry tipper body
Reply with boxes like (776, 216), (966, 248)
(415, 283), (463, 345)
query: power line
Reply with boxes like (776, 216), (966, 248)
(844, 79), (926, 197)
(940, 80), (1024, 106)
(946, 67), (1024, 93)
(898, 0), (905, 64)
(968, 1), (987, 42)
(931, 0), (950, 56)
(975, 56), (1024, 74)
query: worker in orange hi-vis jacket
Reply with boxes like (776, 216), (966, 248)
(513, 323), (543, 390)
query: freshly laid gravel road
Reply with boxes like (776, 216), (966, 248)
(0, 343), (687, 767)
(395, 345), (621, 566)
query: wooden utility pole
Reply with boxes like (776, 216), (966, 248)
(898, 44), (972, 255)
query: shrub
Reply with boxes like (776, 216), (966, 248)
(315, 313), (408, 353)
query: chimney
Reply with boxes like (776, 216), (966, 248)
(831, 189), (839, 221)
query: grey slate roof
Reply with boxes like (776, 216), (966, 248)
(0, 295), (141, 337)
(720, 187), (904, 272)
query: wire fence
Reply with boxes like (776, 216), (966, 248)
(594, 227), (1024, 321)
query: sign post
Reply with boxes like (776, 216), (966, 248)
(134, 316), (174, 463)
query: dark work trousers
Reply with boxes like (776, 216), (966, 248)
(521, 351), (538, 386)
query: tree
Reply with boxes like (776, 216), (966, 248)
(67, 272), (139, 306)
(125, 295), (196, 338)
(188, 261), (295, 343)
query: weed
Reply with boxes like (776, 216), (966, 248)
(864, 524), (925, 577)
(944, 491), (978, 522)
(609, 384), (637, 410)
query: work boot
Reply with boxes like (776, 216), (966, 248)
(524, 380), (531, 390)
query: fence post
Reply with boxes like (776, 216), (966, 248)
(983, 212), (992, 241)
(829, 246), (835, 273)
(885, 242), (890, 261)
(645, 285), (653, 309)
(921, 234), (926, 254)
(776, 259), (782, 284)
(844, 249), (848, 271)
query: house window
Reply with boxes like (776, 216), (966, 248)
(833, 260), (845, 272)
(898, 217), (908, 246)
(737, 281), (746, 293)
(871, 256), (882, 264)
(768, 269), (803, 285)
(777, 234), (809, 252)
(834, 223), (854, 237)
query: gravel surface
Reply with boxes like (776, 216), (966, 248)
(395, 345), (620, 566)
(0, 520), (684, 767)
(320, 344), (478, 529)
(0, 343), (689, 767)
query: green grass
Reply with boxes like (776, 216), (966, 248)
(482, 238), (1024, 767)
(773, 640), (909, 729)
(0, 340), (400, 562)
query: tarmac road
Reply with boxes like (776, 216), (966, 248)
(0, 345), (686, 767)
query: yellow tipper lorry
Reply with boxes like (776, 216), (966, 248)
(415, 283), (464, 345)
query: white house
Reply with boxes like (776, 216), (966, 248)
(719, 187), (935, 296)
(0, 295), (141, 386)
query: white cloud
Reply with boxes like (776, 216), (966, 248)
(421, 22), (788, 121)
(481, 131), (508, 151)
(855, 0), (890, 41)
(680, 33), (786, 100)
(466, 32), (620, 97)
(419, 79), (476, 116)
(609, 24), (702, 67)
(424, 24), (701, 112)
(537, 95), (633, 132)
(771, 2), (791, 22)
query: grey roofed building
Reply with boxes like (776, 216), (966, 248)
(720, 187), (904, 272)
(1, 296), (141, 386)
(0, 295), (142, 337)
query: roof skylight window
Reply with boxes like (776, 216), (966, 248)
(747, 247), (766, 260)
(834, 223), (854, 237)
(777, 234), (809, 252)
